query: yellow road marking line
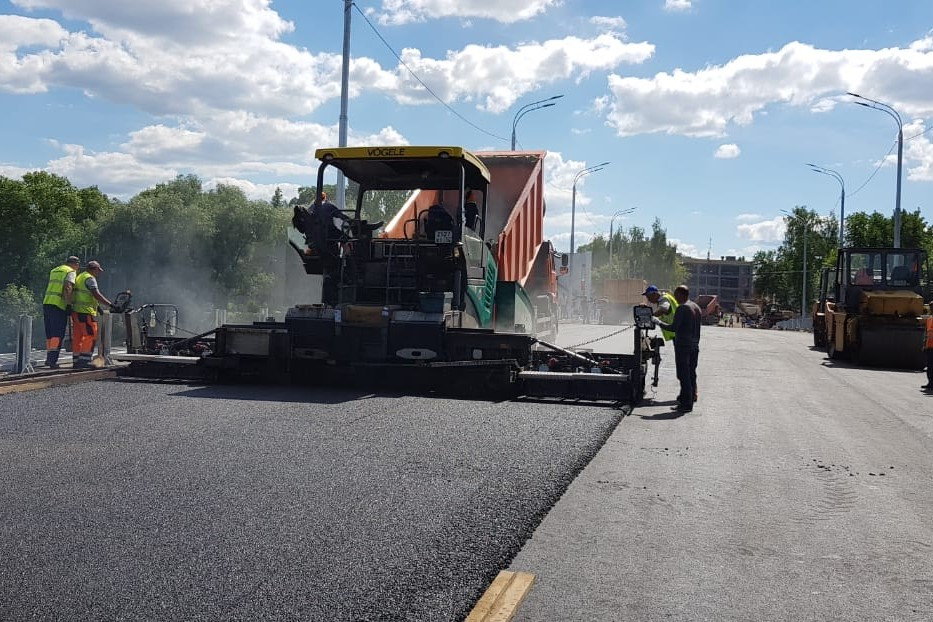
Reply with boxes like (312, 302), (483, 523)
(466, 570), (536, 622)
(0, 369), (116, 395)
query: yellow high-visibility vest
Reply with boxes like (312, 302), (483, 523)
(42, 264), (76, 310)
(73, 271), (98, 316)
(659, 291), (679, 341)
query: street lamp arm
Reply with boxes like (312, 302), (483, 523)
(851, 98), (903, 129)
(510, 94), (563, 150)
(848, 91), (904, 247)
(512, 102), (556, 132)
(573, 161), (610, 184)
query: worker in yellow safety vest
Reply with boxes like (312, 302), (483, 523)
(42, 255), (80, 368)
(923, 304), (933, 392)
(71, 260), (115, 369)
(643, 284), (679, 342)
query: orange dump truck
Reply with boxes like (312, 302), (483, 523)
(696, 294), (721, 325)
(596, 279), (647, 324)
(378, 149), (563, 339)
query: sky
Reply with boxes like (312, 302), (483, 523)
(1, 0), (932, 260)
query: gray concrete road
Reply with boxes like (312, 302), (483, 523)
(513, 323), (933, 621)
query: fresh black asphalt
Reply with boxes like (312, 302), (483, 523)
(0, 379), (621, 621)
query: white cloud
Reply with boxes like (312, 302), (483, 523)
(0, 14), (66, 52)
(12, 0), (294, 44)
(714, 143), (741, 159)
(735, 213), (763, 222)
(664, 0), (692, 12)
(736, 216), (786, 243)
(0, 163), (35, 179)
(204, 177), (301, 202)
(671, 239), (702, 257)
(44, 142), (178, 196)
(909, 31), (933, 52)
(604, 40), (933, 138)
(373, 0), (559, 25)
(590, 16), (627, 32)
(904, 120), (933, 181)
(394, 34), (654, 113)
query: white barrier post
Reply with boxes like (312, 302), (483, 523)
(100, 311), (114, 366)
(14, 314), (35, 375)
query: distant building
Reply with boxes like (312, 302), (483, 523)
(681, 255), (755, 312)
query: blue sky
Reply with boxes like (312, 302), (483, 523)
(1, 0), (932, 259)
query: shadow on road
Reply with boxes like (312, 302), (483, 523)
(636, 399), (691, 420)
(819, 359), (924, 374)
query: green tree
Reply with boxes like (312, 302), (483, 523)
(752, 206), (838, 312)
(845, 209), (932, 252)
(0, 172), (112, 292)
(271, 187), (285, 208)
(0, 283), (40, 350)
(581, 218), (686, 291)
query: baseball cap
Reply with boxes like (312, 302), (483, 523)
(87, 260), (103, 271)
(66, 255), (80, 264)
(642, 285), (659, 296)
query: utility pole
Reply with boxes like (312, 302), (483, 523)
(336, 0), (352, 211)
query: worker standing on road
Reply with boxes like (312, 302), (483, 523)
(655, 284), (701, 412)
(42, 255), (80, 369)
(71, 260), (114, 369)
(643, 285), (678, 342)
(923, 304), (933, 392)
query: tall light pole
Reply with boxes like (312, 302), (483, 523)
(335, 0), (352, 211)
(510, 95), (563, 150)
(782, 209), (811, 315)
(570, 162), (609, 256)
(847, 92), (903, 247)
(806, 163), (845, 247)
(609, 207), (637, 271)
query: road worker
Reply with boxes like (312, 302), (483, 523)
(643, 284), (678, 342)
(42, 255), (80, 369)
(654, 285), (702, 412)
(71, 260), (114, 369)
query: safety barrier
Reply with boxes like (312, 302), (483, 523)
(13, 315), (35, 375)
(97, 312), (114, 366)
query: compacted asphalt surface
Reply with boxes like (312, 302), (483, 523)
(0, 372), (620, 621)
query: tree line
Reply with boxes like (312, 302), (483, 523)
(576, 218), (688, 292)
(753, 207), (933, 312)
(0, 172), (294, 349)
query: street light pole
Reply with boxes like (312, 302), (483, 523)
(335, 0), (352, 211)
(847, 92), (904, 247)
(609, 208), (637, 271)
(510, 95), (563, 150)
(570, 162), (609, 255)
(806, 163), (845, 247)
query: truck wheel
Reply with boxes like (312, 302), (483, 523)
(813, 325), (826, 348)
(827, 338), (843, 360)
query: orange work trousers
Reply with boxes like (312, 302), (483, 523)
(71, 312), (98, 355)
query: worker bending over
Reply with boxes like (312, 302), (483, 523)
(71, 260), (114, 369)
(643, 284), (678, 342)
